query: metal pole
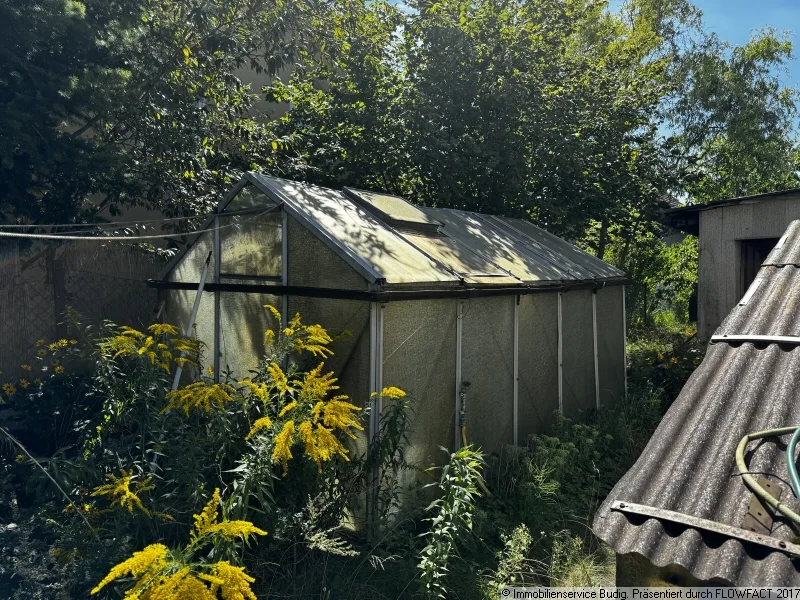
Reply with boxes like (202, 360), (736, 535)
(557, 292), (563, 413)
(455, 300), (463, 450)
(172, 252), (211, 390)
(622, 285), (628, 401)
(513, 296), (519, 445)
(592, 291), (600, 410)
(213, 215), (221, 382)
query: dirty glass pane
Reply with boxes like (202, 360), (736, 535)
(223, 183), (276, 212)
(518, 293), (560, 438)
(167, 230), (215, 283)
(164, 287), (215, 374)
(219, 211), (281, 277)
(218, 292), (280, 379)
(382, 299), (457, 510)
(287, 216), (366, 290)
(461, 296), (515, 453)
(560, 290), (596, 418)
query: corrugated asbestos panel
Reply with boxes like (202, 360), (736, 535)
(594, 221), (800, 585)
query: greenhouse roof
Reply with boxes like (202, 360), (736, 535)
(159, 173), (624, 294)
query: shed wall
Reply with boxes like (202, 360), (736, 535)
(517, 293), (559, 438)
(560, 290), (596, 418)
(461, 296), (516, 453)
(698, 195), (800, 339)
(595, 286), (626, 408)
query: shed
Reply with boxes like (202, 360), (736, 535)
(149, 173), (627, 466)
(665, 189), (800, 340)
(594, 219), (800, 586)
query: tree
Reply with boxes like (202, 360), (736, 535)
(0, 0), (317, 225)
(666, 28), (800, 203)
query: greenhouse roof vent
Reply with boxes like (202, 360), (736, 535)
(342, 187), (442, 235)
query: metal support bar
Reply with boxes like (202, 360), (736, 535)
(592, 291), (600, 409)
(711, 334), (800, 346)
(513, 296), (519, 445)
(455, 300), (464, 450)
(281, 209), (288, 340)
(213, 215), (221, 382)
(622, 285), (627, 401)
(610, 501), (800, 557)
(557, 292), (563, 412)
(368, 302), (384, 442)
(148, 278), (628, 302)
(172, 252), (211, 390)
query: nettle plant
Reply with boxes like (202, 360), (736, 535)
(1, 305), (409, 598)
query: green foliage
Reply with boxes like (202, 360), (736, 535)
(418, 446), (485, 599)
(627, 324), (704, 400)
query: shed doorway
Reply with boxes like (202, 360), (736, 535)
(739, 238), (779, 298)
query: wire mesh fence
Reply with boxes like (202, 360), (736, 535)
(0, 240), (165, 379)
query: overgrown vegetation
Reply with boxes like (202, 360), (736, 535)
(0, 307), (702, 598)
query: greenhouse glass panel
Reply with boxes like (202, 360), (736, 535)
(382, 299), (457, 505)
(517, 293), (560, 437)
(223, 183), (276, 212)
(461, 296), (515, 453)
(219, 211), (282, 278)
(218, 292), (280, 379)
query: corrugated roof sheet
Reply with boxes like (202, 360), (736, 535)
(593, 220), (800, 585)
(203, 173), (624, 288)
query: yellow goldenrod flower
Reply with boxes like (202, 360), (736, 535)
(272, 420), (295, 475)
(264, 304), (282, 322)
(283, 327), (295, 337)
(148, 323), (179, 337)
(315, 423), (350, 462)
(90, 470), (153, 515)
(192, 488), (221, 540)
(239, 380), (269, 402)
(163, 382), (235, 415)
(90, 543), (169, 595)
(300, 364), (339, 400)
(245, 416), (272, 441)
(205, 520), (267, 541)
(379, 386), (406, 399)
(299, 421), (321, 470)
(120, 326), (145, 338)
(211, 561), (257, 600)
(3, 383), (16, 395)
(278, 400), (297, 417)
(657, 353), (664, 361)
(321, 398), (363, 438)
(264, 329), (275, 345)
(19, 379), (29, 389)
(289, 312), (302, 329)
(207, 365), (214, 375)
(20, 364), (31, 371)
(671, 357), (678, 364)
(300, 323), (333, 357)
(267, 362), (294, 395)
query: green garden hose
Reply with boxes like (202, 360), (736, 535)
(787, 427), (800, 499)
(736, 427), (800, 527)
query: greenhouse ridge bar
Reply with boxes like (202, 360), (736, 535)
(150, 173), (627, 478)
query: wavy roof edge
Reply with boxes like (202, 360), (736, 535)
(593, 219), (800, 586)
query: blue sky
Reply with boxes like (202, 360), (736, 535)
(682, 0), (800, 89)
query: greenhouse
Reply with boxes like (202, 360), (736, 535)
(150, 173), (627, 470)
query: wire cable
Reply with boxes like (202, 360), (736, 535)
(0, 213), (207, 229)
(0, 205), (281, 242)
